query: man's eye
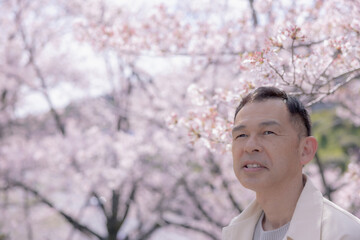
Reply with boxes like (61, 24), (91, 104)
(235, 134), (247, 139)
(264, 131), (275, 135)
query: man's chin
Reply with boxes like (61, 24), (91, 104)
(238, 177), (268, 191)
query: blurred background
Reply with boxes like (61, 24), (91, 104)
(0, 0), (359, 239)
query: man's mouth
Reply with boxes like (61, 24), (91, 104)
(245, 164), (262, 168)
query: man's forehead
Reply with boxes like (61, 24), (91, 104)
(235, 99), (289, 121)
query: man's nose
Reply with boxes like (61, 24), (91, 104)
(244, 135), (262, 153)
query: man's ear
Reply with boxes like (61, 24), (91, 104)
(300, 136), (318, 165)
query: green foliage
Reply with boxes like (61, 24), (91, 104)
(311, 107), (360, 169)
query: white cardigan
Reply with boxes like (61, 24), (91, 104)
(222, 176), (360, 240)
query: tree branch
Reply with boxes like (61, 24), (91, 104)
(23, 190), (34, 240)
(135, 223), (162, 240)
(268, 62), (286, 83)
(181, 178), (223, 228)
(293, 39), (326, 49)
(91, 191), (108, 218)
(207, 154), (243, 214)
(163, 219), (218, 240)
(119, 181), (137, 228)
(306, 71), (360, 107)
(15, 8), (66, 136)
(291, 38), (296, 84)
(311, 50), (341, 94)
(314, 153), (333, 200)
(9, 180), (104, 240)
(248, 0), (258, 27)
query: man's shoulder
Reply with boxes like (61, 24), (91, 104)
(323, 198), (360, 225)
(322, 197), (360, 238)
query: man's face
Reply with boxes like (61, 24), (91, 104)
(232, 99), (304, 192)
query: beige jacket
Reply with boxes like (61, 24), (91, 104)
(222, 176), (360, 240)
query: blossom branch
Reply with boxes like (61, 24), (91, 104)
(130, 223), (162, 240)
(9, 180), (104, 240)
(162, 218), (218, 240)
(291, 38), (296, 84)
(268, 62), (286, 83)
(311, 50), (341, 94)
(207, 154), (243, 214)
(293, 39), (327, 49)
(248, 0), (258, 27)
(314, 153), (334, 200)
(119, 181), (137, 229)
(306, 70), (360, 107)
(181, 178), (223, 228)
(15, 9), (66, 136)
(91, 191), (107, 217)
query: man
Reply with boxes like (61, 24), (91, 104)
(222, 87), (360, 240)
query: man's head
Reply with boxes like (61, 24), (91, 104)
(234, 87), (311, 137)
(231, 86), (318, 192)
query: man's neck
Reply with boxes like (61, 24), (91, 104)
(255, 175), (305, 231)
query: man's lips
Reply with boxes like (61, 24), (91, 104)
(242, 162), (267, 169)
(245, 163), (263, 168)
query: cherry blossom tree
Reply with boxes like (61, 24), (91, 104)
(1, 0), (360, 240)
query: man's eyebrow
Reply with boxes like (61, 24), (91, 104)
(232, 125), (245, 134)
(232, 121), (280, 133)
(259, 120), (281, 127)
